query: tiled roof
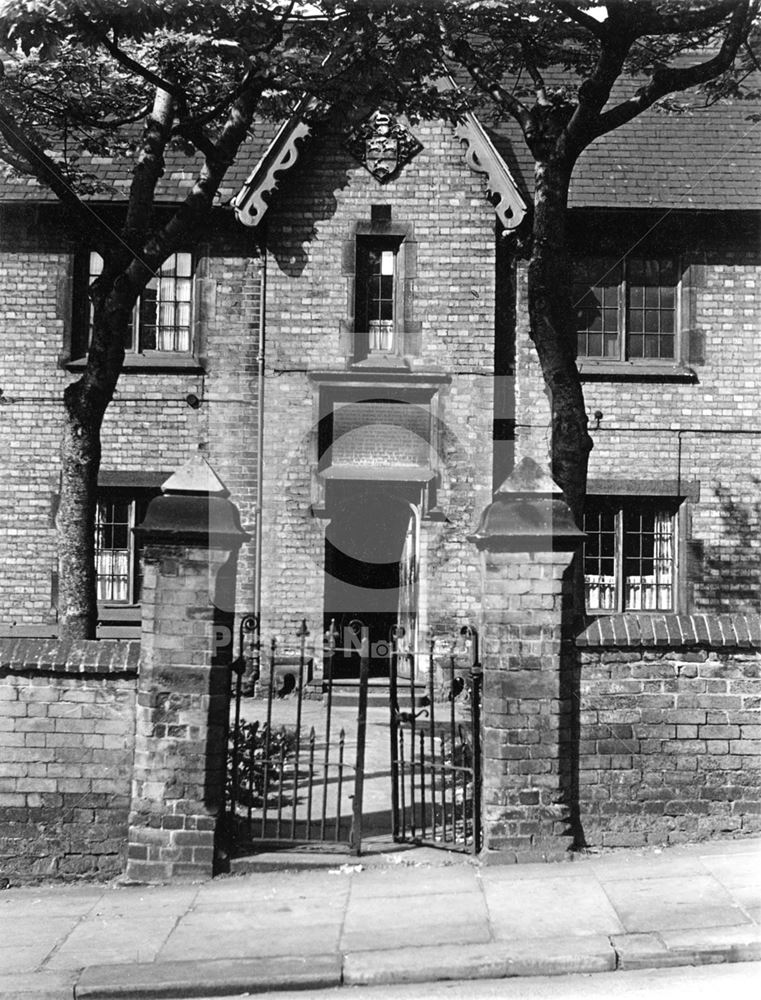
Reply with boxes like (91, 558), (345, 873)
(0, 122), (277, 204)
(1, 93), (759, 211)
(489, 99), (761, 211)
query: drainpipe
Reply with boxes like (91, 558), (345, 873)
(253, 242), (267, 676)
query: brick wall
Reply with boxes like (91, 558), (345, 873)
(0, 638), (139, 880)
(0, 204), (261, 628)
(512, 222), (761, 613)
(259, 121), (495, 644)
(576, 613), (761, 847)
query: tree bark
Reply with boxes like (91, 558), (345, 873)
(56, 289), (135, 639)
(526, 154), (592, 524)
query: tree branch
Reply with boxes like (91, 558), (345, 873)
(548, 1), (607, 39)
(121, 87), (175, 256)
(565, 27), (634, 153)
(521, 40), (549, 104)
(0, 101), (113, 249)
(632, 0), (741, 36)
(171, 118), (216, 159)
(74, 11), (187, 105)
(593, 0), (755, 139)
(131, 73), (268, 285)
(0, 144), (32, 173)
(445, 31), (532, 134)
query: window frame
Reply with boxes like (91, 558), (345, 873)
(354, 234), (403, 361)
(94, 488), (159, 609)
(69, 249), (202, 368)
(583, 496), (680, 615)
(574, 256), (683, 365)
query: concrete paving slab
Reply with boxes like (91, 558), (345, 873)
(1, 888), (104, 918)
(343, 885), (487, 930)
(687, 838), (761, 856)
(46, 916), (179, 970)
(0, 969), (78, 1000)
(341, 892), (491, 952)
(86, 888), (200, 916)
(348, 864), (480, 898)
(601, 874), (752, 933)
(74, 954), (342, 999)
(699, 851), (761, 889)
(343, 934), (616, 986)
(583, 854), (707, 881)
(659, 924), (761, 963)
(197, 870), (353, 900)
(0, 916), (78, 952)
(342, 919), (491, 953)
(611, 932), (689, 971)
(191, 894), (349, 922)
(725, 885), (761, 923)
(157, 911), (344, 962)
(193, 877), (350, 912)
(482, 875), (625, 939)
(477, 861), (592, 882)
(0, 943), (63, 976)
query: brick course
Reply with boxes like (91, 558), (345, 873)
(576, 613), (761, 847)
(0, 638), (138, 880)
(0, 205), (261, 629)
(260, 122), (495, 647)
(513, 234), (761, 613)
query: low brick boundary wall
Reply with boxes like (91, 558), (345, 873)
(0, 638), (139, 880)
(576, 614), (761, 847)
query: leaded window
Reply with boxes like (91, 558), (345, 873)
(584, 499), (677, 613)
(87, 251), (193, 353)
(95, 497), (148, 604)
(574, 258), (678, 361)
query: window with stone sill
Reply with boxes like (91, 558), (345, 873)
(574, 257), (679, 362)
(583, 498), (678, 614)
(73, 251), (195, 359)
(354, 236), (401, 360)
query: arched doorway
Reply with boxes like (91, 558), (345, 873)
(323, 481), (420, 678)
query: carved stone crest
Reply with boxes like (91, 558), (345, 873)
(345, 110), (423, 182)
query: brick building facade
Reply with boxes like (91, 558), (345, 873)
(2, 90), (761, 872)
(1, 94), (759, 659)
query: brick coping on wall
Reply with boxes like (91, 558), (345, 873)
(577, 613), (761, 649)
(0, 637), (140, 674)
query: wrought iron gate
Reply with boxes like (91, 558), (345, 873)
(227, 618), (482, 856)
(390, 628), (482, 854)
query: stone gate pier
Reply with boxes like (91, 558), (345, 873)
(470, 458), (585, 862)
(125, 456), (249, 881)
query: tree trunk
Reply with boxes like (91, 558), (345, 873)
(527, 156), (593, 524)
(56, 294), (132, 639)
(56, 383), (104, 638)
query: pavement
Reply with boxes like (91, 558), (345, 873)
(1, 837), (760, 1000)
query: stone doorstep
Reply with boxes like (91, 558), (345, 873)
(68, 926), (761, 999)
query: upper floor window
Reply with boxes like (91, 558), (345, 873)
(87, 251), (194, 354)
(574, 258), (678, 361)
(584, 498), (677, 613)
(355, 237), (400, 359)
